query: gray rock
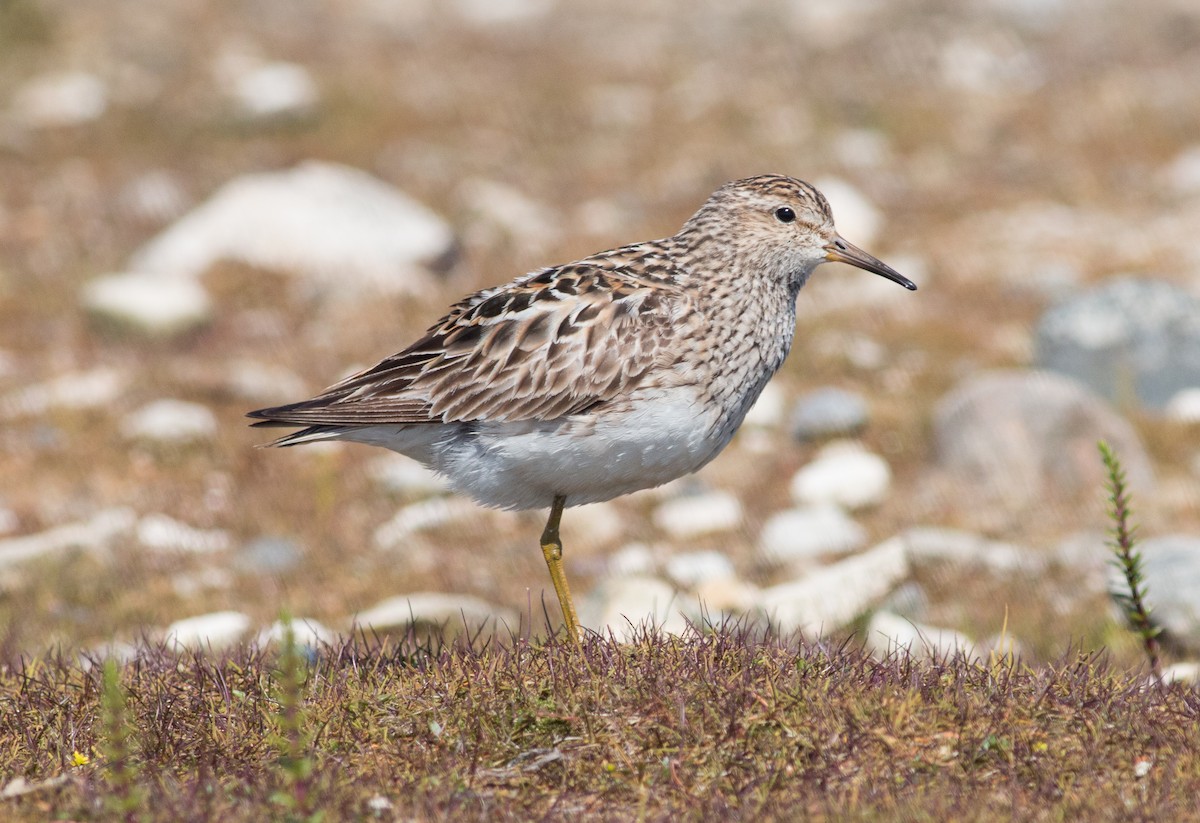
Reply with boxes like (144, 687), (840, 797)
(1166, 388), (1200, 423)
(581, 575), (687, 641)
(758, 505), (867, 565)
(789, 387), (869, 440)
(129, 162), (455, 294)
(758, 538), (910, 635)
(82, 272), (212, 338)
(789, 441), (890, 511)
(932, 370), (1154, 512)
(121, 399), (218, 445)
(235, 536), (303, 575)
(164, 611), (251, 651)
(1035, 278), (1200, 410)
(355, 592), (517, 632)
(1120, 535), (1200, 651)
(665, 550), (735, 589)
(864, 611), (973, 661)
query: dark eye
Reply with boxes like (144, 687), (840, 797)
(774, 207), (796, 223)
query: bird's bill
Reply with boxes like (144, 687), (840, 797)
(824, 237), (917, 291)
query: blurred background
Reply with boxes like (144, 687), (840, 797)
(1, 0), (1198, 670)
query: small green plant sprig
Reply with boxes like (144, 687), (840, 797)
(100, 658), (145, 820)
(1098, 441), (1163, 683)
(268, 618), (321, 823)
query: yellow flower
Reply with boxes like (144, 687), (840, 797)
(71, 751), (91, 767)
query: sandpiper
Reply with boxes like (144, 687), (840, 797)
(248, 175), (916, 640)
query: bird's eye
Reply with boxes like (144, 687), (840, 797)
(774, 207), (796, 223)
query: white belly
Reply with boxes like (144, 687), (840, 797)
(344, 385), (731, 510)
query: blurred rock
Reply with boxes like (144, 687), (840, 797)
(170, 568), (234, 599)
(901, 527), (1044, 574)
(373, 497), (477, 550)
(1166, 388), (1200, 423)
(932, 370), (1154, 512)
(1035, 278), (1200, 410)
(230, 61), (319, 120)
(11, 71), (107, 128)
(665, 550), (735, 589)
(560, 501), (624, 549)
(652, 490), (742, 539)
(692, 577), (760, 616)
(451, 0), (554, 26)
(1053, 531), (1111, 592)
(367, 455), (447, 498)
(355, 592), (517, 631)
(790, 387), (868, 440)
(1163, 146), (1200, 197)
(137, 513), (232, 554)
(82, 272), (212, 338)
(939, 33), (1043, 95)
(1162, 662), (1200, 686)
(0, 508), (135, 568)
(606, 543), (656, 577)
(1121, 535), (1200, 651)
(879, 581), (930, 620)
(121, 399), (218, 445)
(582, 575), (687, 641)
(758, 505), (866, 565)
(789, 440), (890, 511)
(832, 128), (892, 170)
(235, 536), (303, 575)
(129, 161), (455, 294)
(117, 170), (189, 224)
(864, 611), (974, 661)
(459, 178), (560, 256)
(0, 506), (17, 537)
(759, 538), (910, 635)
(257, 618), (336, 648)
(0, 367), (127, 419)
(225, 360), (308, 402)
(742, 381), (785, 428)
(164, 611), (251, 651)
(813, 177), (881, 248)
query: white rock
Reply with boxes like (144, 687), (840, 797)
(561, 501), (624, 548)
(0, 507), (18, 536)
(372, 498), (476, 549)
(82, 272), (212, 337)
(864, 611), (974, 661)
(231, 61), (319, 119)
(582, 575), (687, 641)
(1166, 388), (1200, 423)
(665, 550), (735, 589)
(225, 360), (308, 402)
(1162, 662), (1200, 685)
(451, 0), (554, 26)
(758, 505), (867, 565)
(902, 527), (1045, 574)
(257, 618), (336, 648)
(12, 71), (108, 128)
(0, 367), (127, 419)
(164, 611), (251, 651)
(355, 592), (516, 630)
(1163, 146), (1200, 196)
(0, 508), (135, 568)
(693, 577), (761, 616)
(137, 513), (232, 554)
(759, 538), (910, 635)
(118, 170), (189, 223)
(813, 177), (882, 248)
(121, 399), (218, 445)
(129, 162), (455, 294)
(459, 178), (560, 256)
(789, 441), (891, 511)
(367, 455), (447, 498)
(607, 543), (656, 577)
(652, 490), (742, 540)
(742, 381), (785, 428)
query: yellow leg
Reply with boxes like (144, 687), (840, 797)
(540, 495), (581, 643)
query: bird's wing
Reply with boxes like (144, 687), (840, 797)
(247, 263), (688, 427)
